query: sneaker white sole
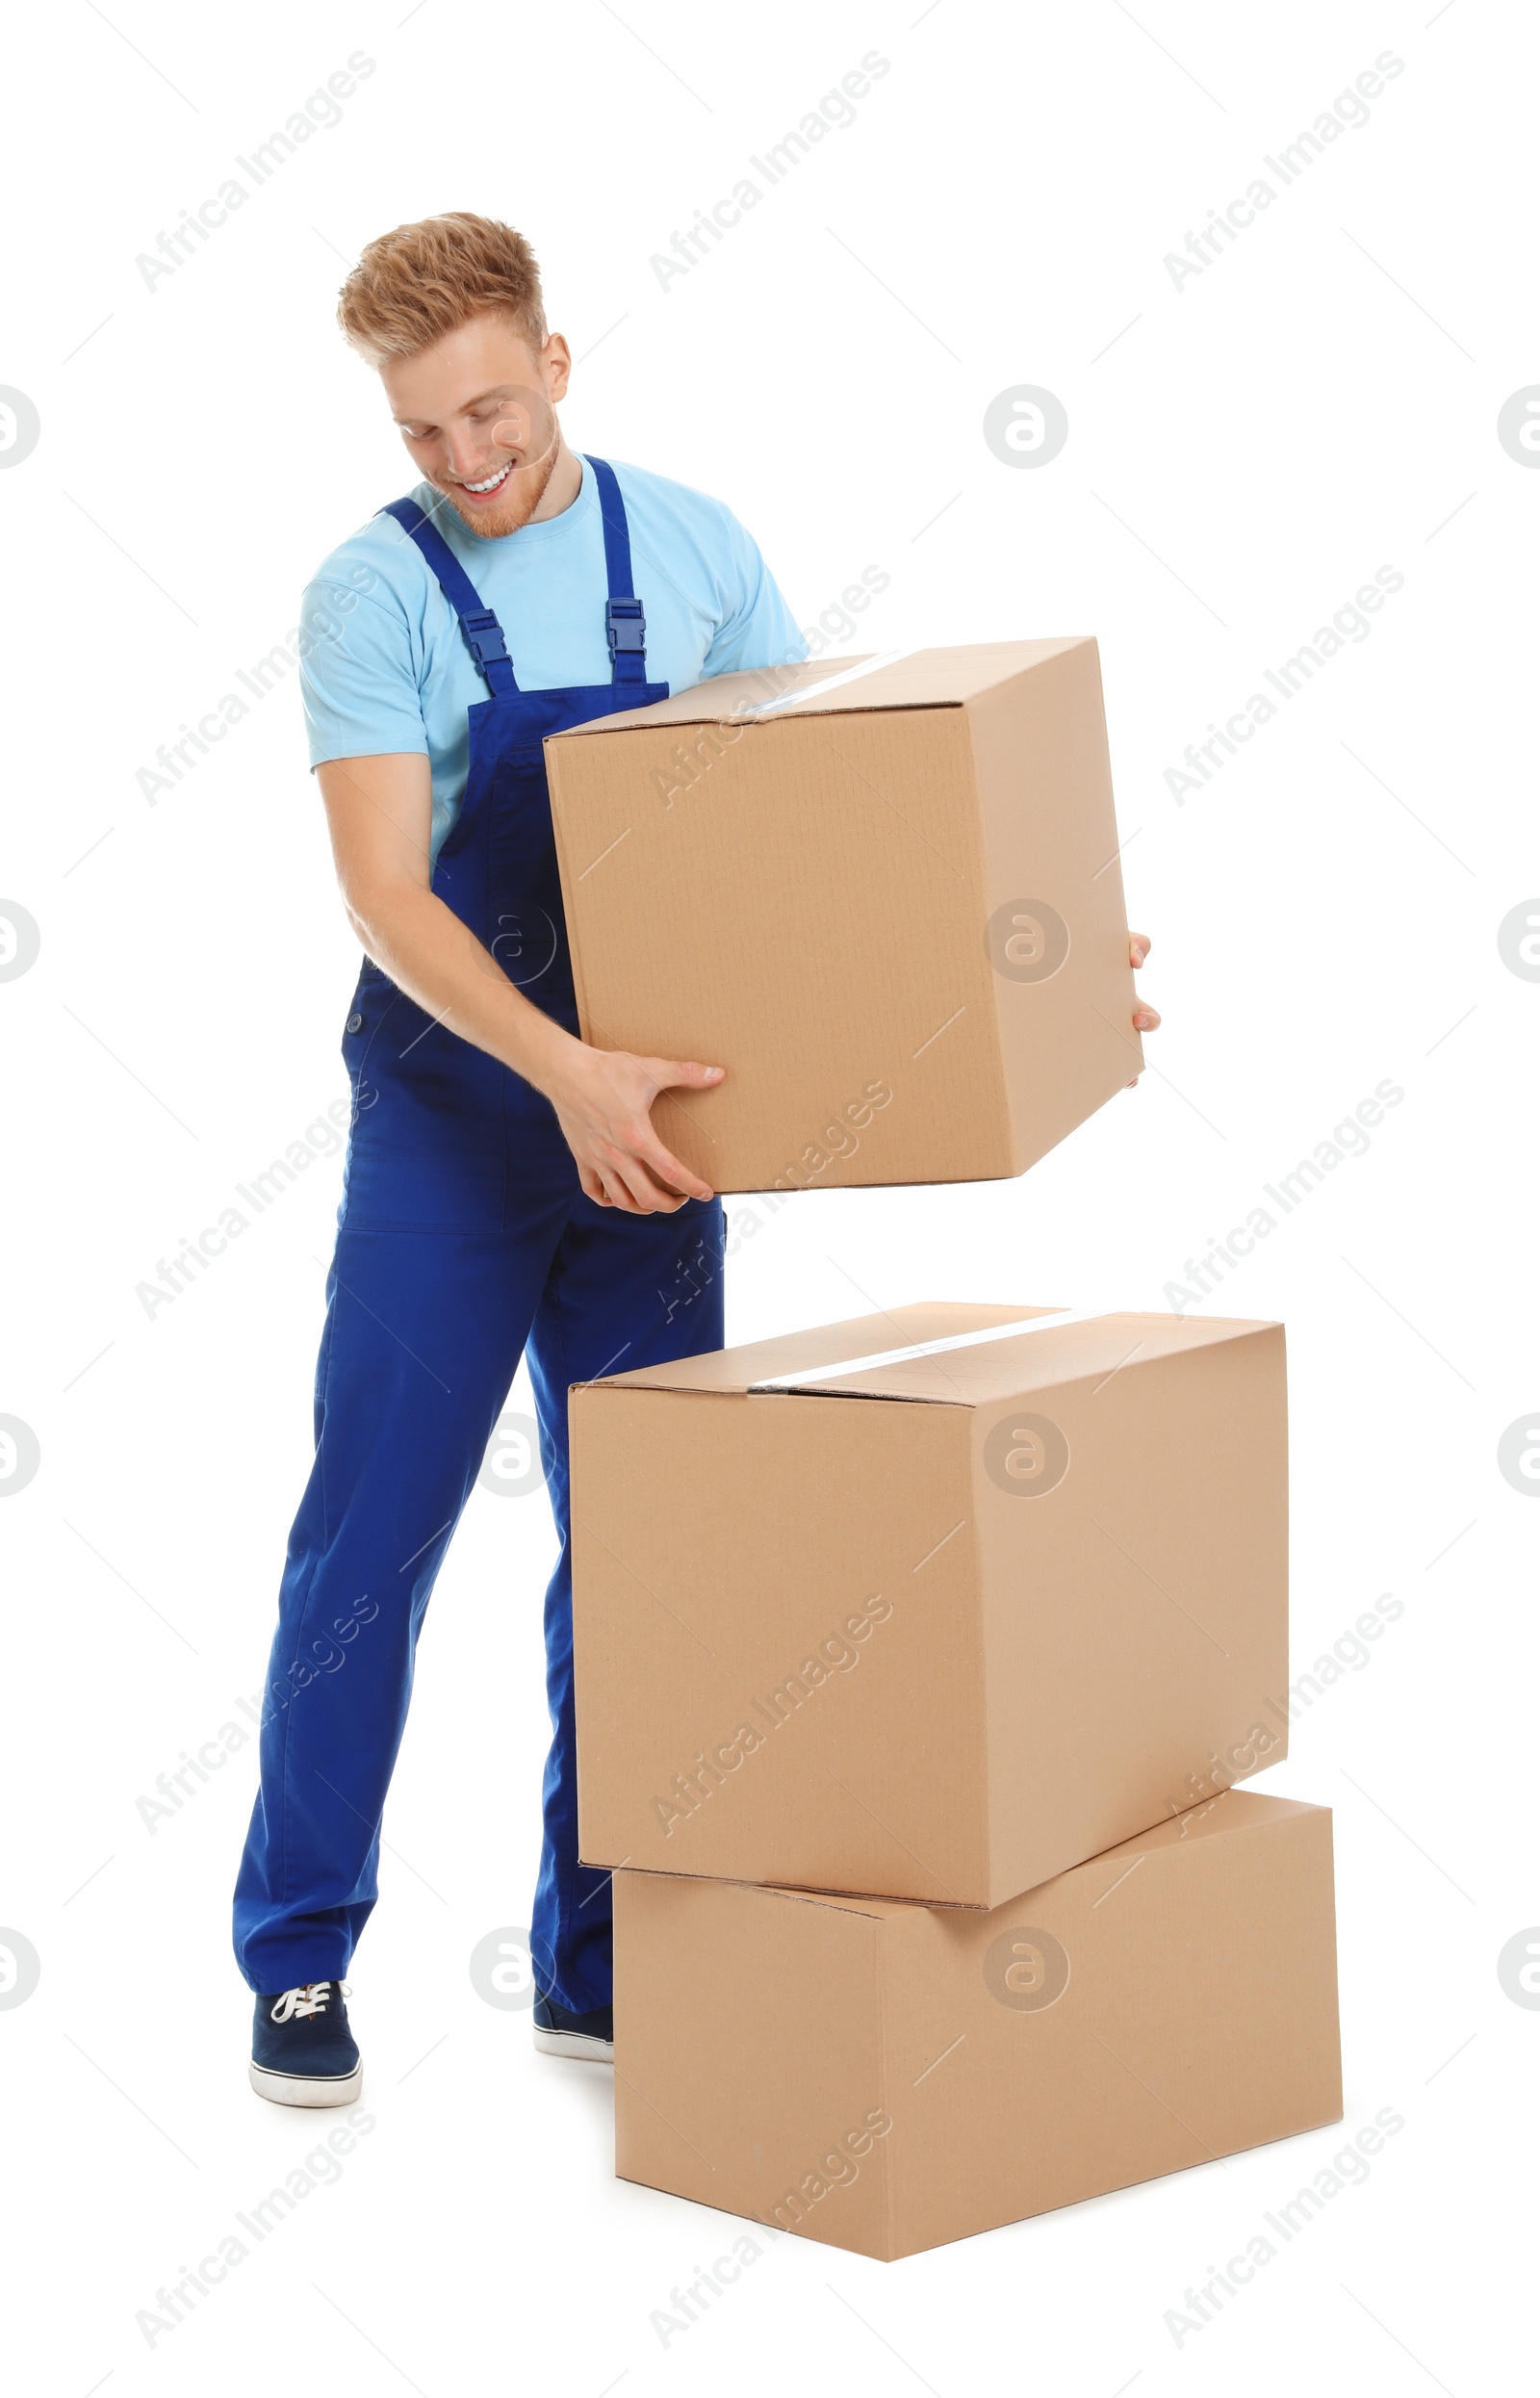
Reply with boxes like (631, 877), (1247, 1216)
(248, 2060), (363, 2107)
(531, 2024), (614, 2064)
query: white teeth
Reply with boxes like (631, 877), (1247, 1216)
(464, 463), (511, 493)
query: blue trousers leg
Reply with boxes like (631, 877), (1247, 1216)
(233, 1193), (724, 2007)
(232, 1218), (561, 1993)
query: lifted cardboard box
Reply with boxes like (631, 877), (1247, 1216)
(615, 1792), (1343, 2260)
(572, 1302), (1289, 1908)
(545, 640), (1141, 1194)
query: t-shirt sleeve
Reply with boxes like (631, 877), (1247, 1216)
(298, 578), (430, 768)
(699, 512), (808, 681)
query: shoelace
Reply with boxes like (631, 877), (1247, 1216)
(270, 1979), (351, 2025)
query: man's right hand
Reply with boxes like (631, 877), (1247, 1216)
(545, 1043), (723, 1214)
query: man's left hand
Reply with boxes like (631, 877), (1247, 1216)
(1127, 931), (1161, 1085)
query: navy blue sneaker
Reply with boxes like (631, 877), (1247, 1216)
(249, 1981), (362, 2107)
(532, 1991), (613, 2063)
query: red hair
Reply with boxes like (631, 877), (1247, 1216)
(337, 213), (547, 362)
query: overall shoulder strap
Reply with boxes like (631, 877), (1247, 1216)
(377, 497), (518, 696)
(584, 457), (649, 685)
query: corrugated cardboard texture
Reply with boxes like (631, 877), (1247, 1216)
(545, 639), (1140, 1193)
(614, 1792), (1342, 2259)
(968, 641), (1143, 1125)
(571, 1303), (1289, 1905)
(616, 1876), (894, 2260)
(974, 1318), (1290, 1897)
(571, 1387), (989, 1902)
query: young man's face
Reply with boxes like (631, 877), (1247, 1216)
(381, 313), (571, 536)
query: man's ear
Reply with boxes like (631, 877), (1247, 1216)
(541, 332), (572, 405)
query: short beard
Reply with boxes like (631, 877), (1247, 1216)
(429, 438), (562, 538)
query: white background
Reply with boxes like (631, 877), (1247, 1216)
(3, 0), (1536, 2389)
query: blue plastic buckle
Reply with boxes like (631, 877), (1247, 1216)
(463, 609), (510, 672)
(606, 597), (647, 661)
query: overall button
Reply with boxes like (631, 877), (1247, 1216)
(346, 1012), (364, 1034)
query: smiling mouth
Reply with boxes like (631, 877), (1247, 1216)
(460, 460), (514, 496)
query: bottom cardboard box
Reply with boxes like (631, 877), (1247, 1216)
(614, 1790), (1342, 2260)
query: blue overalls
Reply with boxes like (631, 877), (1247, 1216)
(233, 458), (725, 2012)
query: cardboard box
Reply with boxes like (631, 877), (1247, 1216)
(572, 1302), (1289, 1907)
(545, 641), (1142, 1194)
(615, 1792), (1342, 2259)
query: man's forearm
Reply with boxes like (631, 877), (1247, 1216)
(346, 880), (578, 1098)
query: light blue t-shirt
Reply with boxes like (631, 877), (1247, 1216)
(298, 456), (808, 864)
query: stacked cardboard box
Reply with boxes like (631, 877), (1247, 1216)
(568, 1305), (1342, 2256)
(553, 654), (1343, 2258)
(614, 1792), (1339, 2260)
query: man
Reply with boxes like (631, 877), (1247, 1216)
(234, 212), (1159, 2106)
